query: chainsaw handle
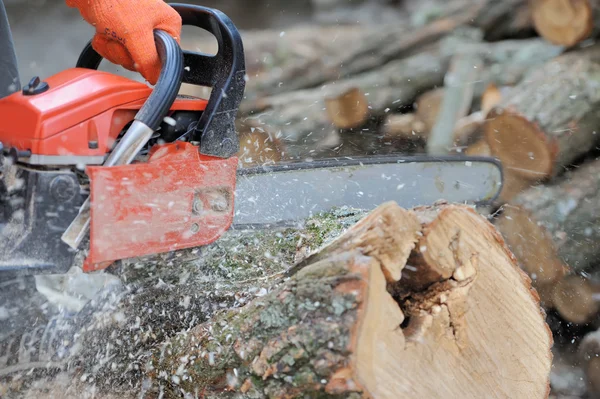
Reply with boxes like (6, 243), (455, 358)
(168, 3), (246, 158)
(77, 4), (245, 158)
(76, 30), (183, 131)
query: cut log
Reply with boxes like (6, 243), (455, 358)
(244, 34), (563, 157)
(532, 0), (600, 47)
(552, 274), (600, 324)
(494, 158), (600, 293)
(141, 202), (552, 398)
(324, 87), (370, 129)
(484, 45), (600, 180)
(0, 202), (553, 397)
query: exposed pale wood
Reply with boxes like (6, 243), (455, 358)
(325, 87), (370, 129)
(484, 46), (600, 179)
(382, 113), (427, 140)
(481, 83), (511, 115)
(552, 274), (600, 324)
(532, 0), (600, 47)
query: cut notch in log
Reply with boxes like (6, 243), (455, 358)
(532, 0), (599, 47)
(146, 201), (552, 398)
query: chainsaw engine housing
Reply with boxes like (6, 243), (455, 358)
(0, 4), (246, 276)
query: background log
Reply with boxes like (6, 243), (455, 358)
(494, 158), (600, 294)
(484, 45), (600, 180)
(532, 0), (600, 47)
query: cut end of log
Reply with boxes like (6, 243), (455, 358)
(325, 87), (370, 130)
(495, 205), (568, 285)
(485, 108), (553, 179)
(552, 274), (600, 324)
(353, 204), (552, 398)
(532, 0), (595, 47)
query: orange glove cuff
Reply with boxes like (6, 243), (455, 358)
(67, 0), (182, 85)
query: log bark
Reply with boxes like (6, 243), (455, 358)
(532, 0), (600, 47)
(494, 158), (600, 292)
(242, 34), (563, 158)
(484, 45), (600, 180)
(138, 202), (552, 398)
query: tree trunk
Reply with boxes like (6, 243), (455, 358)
(484, 45), (600, 180)
(532, 0), (600, 47)
(139, 202), (552, 398)
(494, 158), (600, 293)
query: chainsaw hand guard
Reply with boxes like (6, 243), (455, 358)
(76, 3), (247, 158)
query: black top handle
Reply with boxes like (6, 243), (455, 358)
(76, 3), (246, 159)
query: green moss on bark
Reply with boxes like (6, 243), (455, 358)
(144, 252), (369, 398)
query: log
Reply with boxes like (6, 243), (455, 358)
(324, 87), (370, 130)
(0, 202), (554, 397)
(484, 46), (600, 180)
(552, 274), (600, 324)
(532, 0), (600, 47)
(244, 34), (563, 158)
(494, 158), (600, 293)
(139, 202), (552, 398)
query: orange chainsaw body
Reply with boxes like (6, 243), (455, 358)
(0, 68), (207, 156)
(0, 68), (238, 272)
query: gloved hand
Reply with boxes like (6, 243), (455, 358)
(66, 0), (182, 85)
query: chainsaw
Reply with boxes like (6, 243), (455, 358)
(0, 3), (504, 278)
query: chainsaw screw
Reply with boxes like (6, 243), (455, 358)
(190, 223), (200, 233)
(192, 198), (203, 215)
(210, 195), (229, 212)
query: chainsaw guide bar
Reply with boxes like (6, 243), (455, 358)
(232, 155), (503, 227)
